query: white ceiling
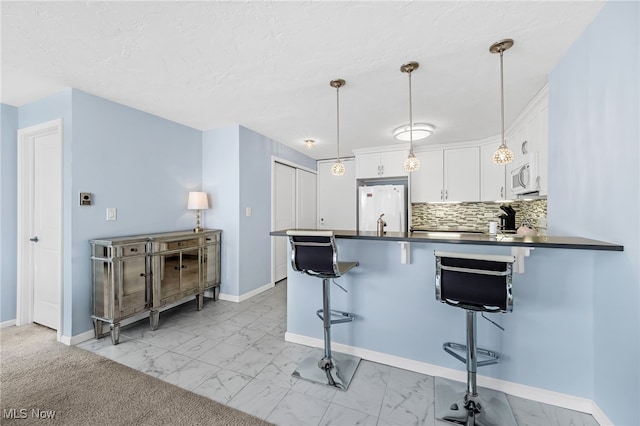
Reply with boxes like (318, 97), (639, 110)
(1, 1), (605, 160)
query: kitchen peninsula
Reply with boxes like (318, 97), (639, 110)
(271, 228), (623, 415)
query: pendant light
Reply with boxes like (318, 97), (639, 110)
(401, 62), (420, 172)
(490, 39), (515, 165)
(330, 79), (346, 176)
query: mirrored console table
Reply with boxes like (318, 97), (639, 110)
(90, 229), (221, 344)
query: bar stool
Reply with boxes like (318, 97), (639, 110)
(286, 230), (360, 391)
(434, 250), (517, 426)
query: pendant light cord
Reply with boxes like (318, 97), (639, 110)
(336, 85), (341, 161)
(408, 70), (414, 154)
(500, 50), (505, 147)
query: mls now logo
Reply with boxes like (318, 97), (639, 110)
(3, 408), (56, 419)
(3, 408), (27, 419)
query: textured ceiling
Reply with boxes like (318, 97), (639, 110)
(1, 1), (605, 160)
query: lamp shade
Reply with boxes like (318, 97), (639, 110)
(187, 191), (209, 210)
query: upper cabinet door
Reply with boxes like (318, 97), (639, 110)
(444, 147), (480, 202)
(355, 150), (409, 179)
(355, 153), (381, 179)
(410, 150), (444, 202)
(379, 150), (410, 178)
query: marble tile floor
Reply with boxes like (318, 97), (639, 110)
(78, 281), (599, 426)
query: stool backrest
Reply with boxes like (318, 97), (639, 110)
(287, 230), (339, 277)
(434, 251), (515, 313)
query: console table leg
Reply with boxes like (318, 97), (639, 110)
(149, 310), (159, 330)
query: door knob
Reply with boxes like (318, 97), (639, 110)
(30, 236), (39, 243)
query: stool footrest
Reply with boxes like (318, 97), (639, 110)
(316, 309), (355, 324)
(443, 342), (500, 367)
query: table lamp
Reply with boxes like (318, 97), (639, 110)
(187, 191), (209, 232)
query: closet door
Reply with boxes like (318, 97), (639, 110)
(273, 163), (296, 282)
(296, 169), (317, 229)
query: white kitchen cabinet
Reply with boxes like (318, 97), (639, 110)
(538, 102), (549, 196)
(505, 85), (549, 196)
(317, 158), (356, 230)
(444, 147), (480, 202)
(480, 140), (507, 201)
(356, 150), (408, 179)
(410, 147), (480, 202)
(410, 150), (444, 202)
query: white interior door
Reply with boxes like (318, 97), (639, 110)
(273, 162), (296, 282)
(18, 119), (62, 332)
(296, 169), (317, 229)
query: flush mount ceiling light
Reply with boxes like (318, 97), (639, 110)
(330, 79), (346, 176)
(305, 139), (315, 149)
(393, 123), (434, 142)
(400, 61), (421, 172)
(490, 38), (515, 165)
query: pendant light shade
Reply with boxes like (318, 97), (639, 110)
(330, 79), (346, 176)
(401, 62), (420, 172)
(490, 39), (515, 165)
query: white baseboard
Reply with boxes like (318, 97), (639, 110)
(1, 319), (16, 329)
(284, 332), (609, 421)
(218, 282), (274, 303)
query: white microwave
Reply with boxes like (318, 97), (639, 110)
(510, 153), (539, 195)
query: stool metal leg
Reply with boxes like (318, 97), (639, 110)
(466, 310), (478, 399)
(435, 310), (517, 426)
(322, 278), (333, 364)
(291, 278), (361, 391)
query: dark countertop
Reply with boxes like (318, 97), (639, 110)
(271, 229), (624, 251)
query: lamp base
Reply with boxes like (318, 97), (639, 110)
(193, 226), (203, 233)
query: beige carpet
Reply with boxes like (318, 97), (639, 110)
(0, 324), (272, 426)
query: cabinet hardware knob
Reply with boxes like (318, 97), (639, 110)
(30, 236), (39, 243)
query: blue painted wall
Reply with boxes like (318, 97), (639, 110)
(7, 89), (202, 336)
(238, 127), (273, 294)
(4, 90), (315, 331)
(203, 125), (315, 298)
(287, 240), (598, 396)
(1, 104), (19, 323)
(548, 1), (639, 424)
(69, 90), (202, 335)
(202, 126), (240, 296)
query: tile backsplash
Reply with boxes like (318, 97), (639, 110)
(411, 199), (547, 233)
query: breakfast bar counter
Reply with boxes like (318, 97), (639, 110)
(270, 229), (623, 251)
(272, 228), (624, 415)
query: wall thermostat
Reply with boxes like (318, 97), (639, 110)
(80, 192), (92, 206)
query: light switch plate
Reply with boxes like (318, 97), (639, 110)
(106, 208), (117, 221)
